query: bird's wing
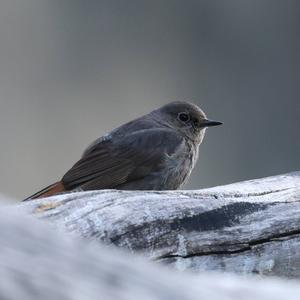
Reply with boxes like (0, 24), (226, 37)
(62, 128), (184, 190)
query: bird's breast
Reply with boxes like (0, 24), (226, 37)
(162, 140), (198, 189)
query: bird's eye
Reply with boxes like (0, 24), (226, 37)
(178, 112), (190, 123)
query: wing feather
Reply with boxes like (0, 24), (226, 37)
(62, 128), (183, 190)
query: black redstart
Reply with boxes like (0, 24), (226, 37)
(24, 101), (222, 200)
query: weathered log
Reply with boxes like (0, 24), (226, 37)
(2, 203), (300, 300)
(20, 172), (300, 277)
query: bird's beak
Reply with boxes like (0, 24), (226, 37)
(201, 119), (223, 128)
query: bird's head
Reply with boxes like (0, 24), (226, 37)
(151, 101), (222, 144)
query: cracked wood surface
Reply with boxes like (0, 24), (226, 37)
(20, 171), (300, 277)
(3, 204), (300, 300)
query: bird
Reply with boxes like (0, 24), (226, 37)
(23, 101), (222, 201)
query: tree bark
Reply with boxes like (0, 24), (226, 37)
(20, 171), (300, 277)
(2, 203), (300, 300)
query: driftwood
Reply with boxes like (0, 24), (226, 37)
(2, 204), (300, 300)
(20, 171), (300, 277)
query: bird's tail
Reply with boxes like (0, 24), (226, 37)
(23, 181), (66, 201)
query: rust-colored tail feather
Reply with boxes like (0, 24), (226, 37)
(23, 181), (66, 201)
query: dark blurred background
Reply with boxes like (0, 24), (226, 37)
(0, 0), (299, 199)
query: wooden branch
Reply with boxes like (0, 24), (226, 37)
(2, 204), (300, 300)
(21, 171), (300, 277)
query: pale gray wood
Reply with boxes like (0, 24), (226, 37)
(2, 204), (300, 300)
(20, 171), (300, 277)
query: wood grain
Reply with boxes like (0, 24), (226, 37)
(21, 171), (300, 277)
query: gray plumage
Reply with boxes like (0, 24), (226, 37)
(63, 101), (222, 191)
(24, 101), (222, 200)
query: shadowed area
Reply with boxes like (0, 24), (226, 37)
(170, 202), (270, 232)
